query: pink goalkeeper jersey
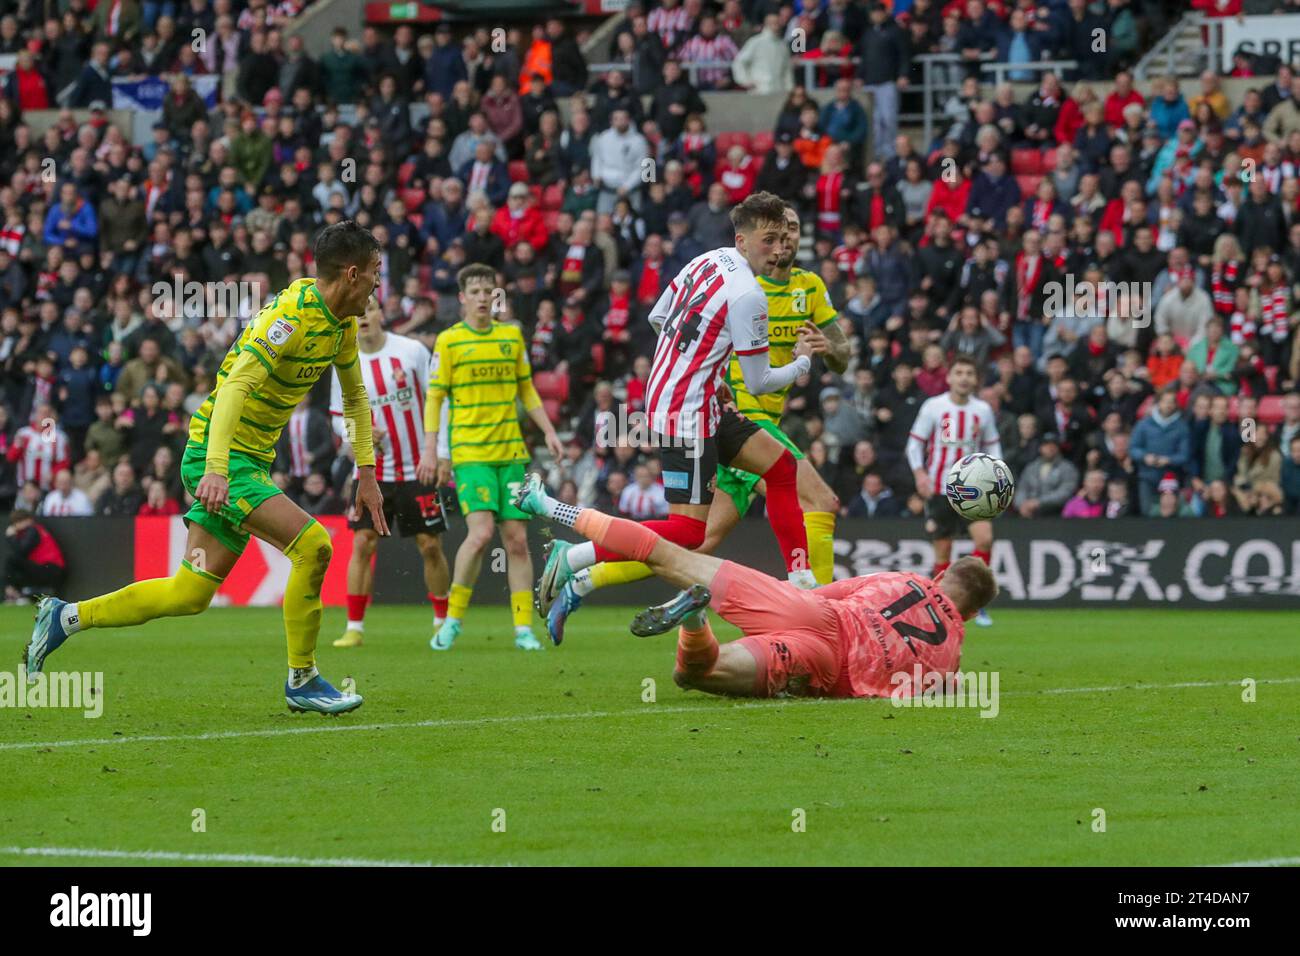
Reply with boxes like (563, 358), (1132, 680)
(819, 571), (966, 699)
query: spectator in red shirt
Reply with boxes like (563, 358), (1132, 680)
(136, 481), (181, 517)
(715, 144), (758, 204)
(491, 182), (548, 251)
(1103, 70), (1145, 130)
(6, 49), (50, 111)
(3, 509), (66, 601)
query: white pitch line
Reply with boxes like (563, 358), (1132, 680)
(1, 676), (1297, 754)
(0, 845), (464, 867)
(1035, 676), (1300, 695)
(1212, 856), (1300, 867)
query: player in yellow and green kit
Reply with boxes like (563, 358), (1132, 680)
(24, 221), (389, 714)
(541, 204), (852, 644)
(418, 263), (564, 651)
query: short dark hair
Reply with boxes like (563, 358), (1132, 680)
(730, 190), (786, 233)
(314, 220), (379, 282)
(457, 262), (496, 292)
(950, 353), (979, 373)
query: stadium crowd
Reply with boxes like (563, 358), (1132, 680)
(3, 0), (1300, 585)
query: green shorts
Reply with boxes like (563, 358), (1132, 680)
(181, 442), (284, 556)
(454, 461), (530, 521)
(714, 420), (804, 518)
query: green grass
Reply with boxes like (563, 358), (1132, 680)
(1, 605), (1297, 866)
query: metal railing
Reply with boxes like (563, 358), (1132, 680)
(1134, 14), (1222, 80)
(980, 59), (1079, 86)
(587, 55), (858, 91)
(589, 51), (1086, 150)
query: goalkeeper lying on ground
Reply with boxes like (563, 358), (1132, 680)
(514, 473), (996, 698)
(23, 221), (389, 715)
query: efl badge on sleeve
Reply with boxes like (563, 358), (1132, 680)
(268, 318), (296, 346)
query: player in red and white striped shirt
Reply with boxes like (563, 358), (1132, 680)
(647, 0), (693, 52)
(619, 464), (670, 519)
(330, 297), (450, 646)
(539, 192), (819, 612)
(7, 405), (71, 492)
(906, 355), (1002, 627)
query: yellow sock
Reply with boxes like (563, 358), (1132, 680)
(448, 583), (473, 622)
(79, 560), (221, 629)
(510, 590), (531, 630)
(283, 519), (332, 669)
(804, 511), (836, 585)
(588, 561), (654, 590)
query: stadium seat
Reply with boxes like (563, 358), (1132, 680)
(751, 154), (765, 174)
(1264, 365), (1280, 393)
(401, 187), (425, 213)
(591, 343), (605, 375)
(542, 398), (563, 424)
(397, 161), (416, 188)
(1011, 148), (1042, 176)
(751, 131), (774, 155)
(543, 210), (560, 232)
(529, 184), (543, 203)
(542, 183), (564, 210)
(715, 131), (752, 155)
(1043, 148), (1059, 172)
(533, 370), (570, 403)
(1258, 395), (1285, 425)
(1015, 174), (1042, 199)
(508, 160), (529, 182)
(418, 264), (432, 287)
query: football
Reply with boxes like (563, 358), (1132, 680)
(945, 454), (1015, 521)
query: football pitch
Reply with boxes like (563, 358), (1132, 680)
(1, 605), (1296, 867)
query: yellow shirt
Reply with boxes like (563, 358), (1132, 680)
(190, 277), (367, 467)
(725, 268), (837, 425)
(425, 320), (540, 466)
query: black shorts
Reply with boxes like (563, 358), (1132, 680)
(349, 480), (449, 537)
(924, 493), (967, 541)
(655, 408), (761, 506)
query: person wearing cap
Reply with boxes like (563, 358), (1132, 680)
(491, 182), (548, 252)
(1151, 472), (1195, 517)
(820, 385), (866, 454)
(424, 22), (467, 99)
(664, 209), (703, 274)
(1014, 431), (1080, 518)
(754, 130), (806, 205)
(231, 111), (273, 192)
(1153, 265), (1213, 348)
